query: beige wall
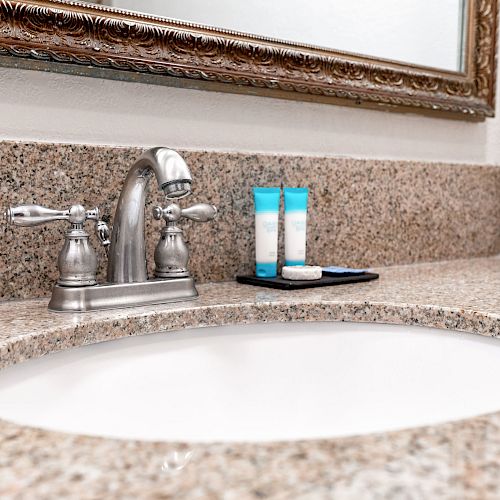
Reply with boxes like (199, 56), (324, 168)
(0, 65), (499, 164)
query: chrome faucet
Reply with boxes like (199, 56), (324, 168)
(4, 148), (217, 312)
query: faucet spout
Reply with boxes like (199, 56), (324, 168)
(107, 148), (192, 284)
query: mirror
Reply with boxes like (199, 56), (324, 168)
(0, 0), (496, 120)
(89, 0), (468, 72)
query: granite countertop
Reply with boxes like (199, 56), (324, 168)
(0, 257), (499, 499)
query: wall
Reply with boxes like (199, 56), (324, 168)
(1, 65), (500, 165)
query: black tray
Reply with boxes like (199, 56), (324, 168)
(236, 271), (379, 290)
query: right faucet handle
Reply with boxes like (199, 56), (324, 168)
(152, 202), (217, 279)
(180, 203), (218, 223)
(153, 203), (217, 224)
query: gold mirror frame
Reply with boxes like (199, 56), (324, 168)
(0, 0), (497, 120)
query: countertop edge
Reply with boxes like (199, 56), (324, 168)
(1, 298), (499, 372)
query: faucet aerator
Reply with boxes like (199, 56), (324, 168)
(162, 180), (192, 199)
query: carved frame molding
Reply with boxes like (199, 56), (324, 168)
(0, 0), (497, 120)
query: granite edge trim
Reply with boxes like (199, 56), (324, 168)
(1, 300), (499, 372)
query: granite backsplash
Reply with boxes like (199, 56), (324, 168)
(0, 141), (499, 300)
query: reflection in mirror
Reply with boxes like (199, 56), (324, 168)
(87, 0), (468, 72)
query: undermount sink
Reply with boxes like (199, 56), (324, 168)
(1, 321), (500, 443)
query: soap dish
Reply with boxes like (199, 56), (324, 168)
(236, 271), (379, 290)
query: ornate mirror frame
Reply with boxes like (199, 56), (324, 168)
(0, 0), (497, 120)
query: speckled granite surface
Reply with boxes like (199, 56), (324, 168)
(0, 141), (499, 300)
(0, 256), (499, 499)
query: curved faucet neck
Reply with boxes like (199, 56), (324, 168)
(106, 148), (192, 284)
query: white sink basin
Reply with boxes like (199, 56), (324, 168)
(1, 321), (500, 443)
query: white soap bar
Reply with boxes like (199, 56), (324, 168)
(282, 265), (322, 281)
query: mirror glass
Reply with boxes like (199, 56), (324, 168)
(87, 0), (468, 72)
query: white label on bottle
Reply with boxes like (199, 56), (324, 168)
(255, 212), (279, 263)
(285, 210), (307, 262)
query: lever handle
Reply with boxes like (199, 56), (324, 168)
(181, 204), (217, 222)
(5, 204), (98, 227)
(153, 203), (217, 223)
(4, 204), (102, 288)
(152, 202), (216, 279)
(5, 204), (69, 227)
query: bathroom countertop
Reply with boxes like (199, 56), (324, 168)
(0, 256), (499, 499)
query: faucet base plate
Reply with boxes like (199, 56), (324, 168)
(48, 278), (198, 312)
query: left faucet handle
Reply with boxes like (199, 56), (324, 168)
(4, 204), (102, 288)
(5, 204), (70, 227)
(5, 204), (99, 227)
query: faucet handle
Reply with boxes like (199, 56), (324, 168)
(5, 204), (99, 228)
(152, 202), (217, 279)
(153, 203), (217, 224)
(5, 204), (101, 288)
(181, 204), (218, 222)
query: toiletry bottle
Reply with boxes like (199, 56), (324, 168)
(253, 187), (280, 277)
(284, 187), (308, 266)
